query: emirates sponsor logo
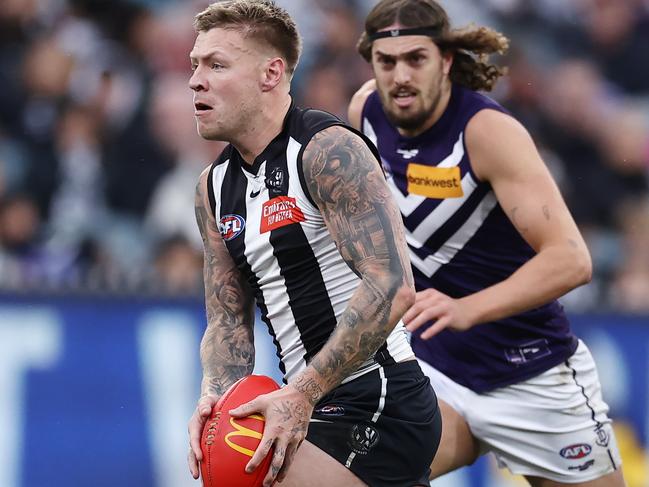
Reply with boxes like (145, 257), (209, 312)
(260, 196), (305, 233)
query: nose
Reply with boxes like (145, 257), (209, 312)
(393, 60), (412, 85)
(189, 67), (205, 92)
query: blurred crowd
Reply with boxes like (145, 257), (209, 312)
(0, 0), (648, 311)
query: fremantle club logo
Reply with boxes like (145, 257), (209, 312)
(219, 214), (246, 241)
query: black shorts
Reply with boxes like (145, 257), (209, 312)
(306, 359), (441, 487)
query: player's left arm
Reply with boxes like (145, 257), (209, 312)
(299, 124), (416, 391)
(405, 109), (591, 337)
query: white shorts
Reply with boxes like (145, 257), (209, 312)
(419, 340), (622, 483)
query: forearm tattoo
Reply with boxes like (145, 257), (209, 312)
(301, 126), (414, 395)
(195, 178), (255, 398)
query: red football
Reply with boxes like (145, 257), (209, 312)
(200, 375), (280, 487)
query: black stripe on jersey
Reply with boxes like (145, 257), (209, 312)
(266, 150), (338, 365)
(217, 159), (287, 378)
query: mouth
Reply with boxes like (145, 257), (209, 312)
(391, 89), (417, 108)
(194, 101), (213, 116)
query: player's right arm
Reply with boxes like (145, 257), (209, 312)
(347, 78), (376, 130)
(188, 166), (256, 479)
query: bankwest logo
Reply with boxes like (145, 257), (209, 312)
(224, 414), (265, 457)
(406, 163), (463, 199)
(260, 196), (305, 233)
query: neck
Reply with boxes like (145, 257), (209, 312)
(398, 79), (453, 138)
(231, 94), (292, 164)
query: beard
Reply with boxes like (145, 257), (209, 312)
(381, 84), (443, 134)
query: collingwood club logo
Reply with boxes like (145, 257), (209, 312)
(349, 423), (380, 455)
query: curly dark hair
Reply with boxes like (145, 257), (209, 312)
(357, 0), (509, 91)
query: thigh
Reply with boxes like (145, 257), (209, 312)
(429, 399), (481, 478)
(306, 360), (441, 487)
(280, 440), (367, 487)
(417, 358), (482, 478)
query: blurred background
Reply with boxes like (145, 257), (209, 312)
(0, 0), (647, 486)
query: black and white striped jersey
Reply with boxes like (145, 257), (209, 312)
(206, 102), (413, 383)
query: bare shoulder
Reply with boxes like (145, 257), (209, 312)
(465, 108), (539, 181)
(301, 125), (384, 204)
(195, 164), (219, 247)
(347, 79), (376, 130)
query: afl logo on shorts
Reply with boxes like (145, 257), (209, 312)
(219, 214), (245, 241)
(559, 443), (592, 459)
(349, 423), (380, 455)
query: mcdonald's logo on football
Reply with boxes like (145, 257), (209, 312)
(224, 414), (265, 457)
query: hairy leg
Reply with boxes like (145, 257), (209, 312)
(279, 440), (367, 487)
(430, 399), (481, 479)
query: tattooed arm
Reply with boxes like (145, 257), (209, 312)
(404, 109), (591, 339)
(188, 166), (255, 479)
(296, 125), (416, 393)
(229, 125), (415, 487)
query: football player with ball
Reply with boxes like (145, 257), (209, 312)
(186, 1), (441, 486)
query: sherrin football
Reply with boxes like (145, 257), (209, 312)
(200, 375), (280, 487)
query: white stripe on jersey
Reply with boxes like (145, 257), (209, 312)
(210, 159), (231, 219)
(407, 170), (478, 249)
(410, 192), (498, 277)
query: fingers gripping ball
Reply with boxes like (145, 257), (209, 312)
(200, 375), (280, 487)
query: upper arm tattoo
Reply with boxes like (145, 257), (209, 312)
(195, 176), (255, 397)
(303, 126), (412, 286)
(300, 126), (414, 390)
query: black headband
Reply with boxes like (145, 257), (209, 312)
(368, 26), (442, 42)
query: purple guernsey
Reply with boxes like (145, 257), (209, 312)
(361, 84), (578, 392)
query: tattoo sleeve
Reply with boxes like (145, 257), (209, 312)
(195, 171), (255, 398)
(293, 126), (415, 404)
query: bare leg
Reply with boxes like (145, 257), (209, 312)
(430, 399), (481, 479)
(279, 440), (368, 487)
(526, 469), (626, 487)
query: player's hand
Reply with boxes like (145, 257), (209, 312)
(403, 289), (473, 339)
(188, 394), (219, 479)
(229, 384), (312, 486)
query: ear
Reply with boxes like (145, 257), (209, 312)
(442, 51), (454, 76)
(260, 57), (286, 92)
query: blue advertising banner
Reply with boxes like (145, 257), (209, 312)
(0, 295), (646, 487)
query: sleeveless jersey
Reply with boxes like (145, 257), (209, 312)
(361, 84), (577, 392)
(206, 102), (412, 384)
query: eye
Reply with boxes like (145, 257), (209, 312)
(211, 63), (224, 71)
(408, 54), (426, 65)
(377, 57), (395, 69)
(190, 64), (198, 71)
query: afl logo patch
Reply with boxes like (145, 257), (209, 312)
(219, 214), (245, 241)
(559, 443), (592, 459)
